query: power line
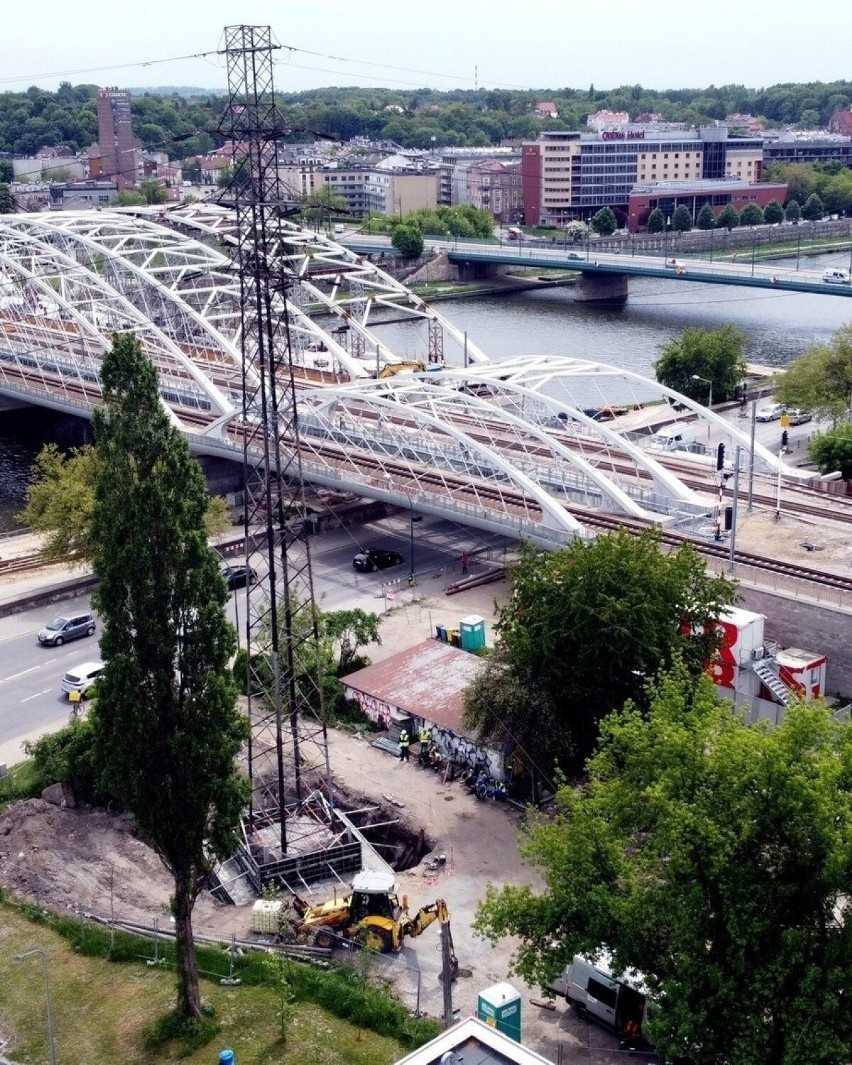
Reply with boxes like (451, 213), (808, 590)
(0, 50), (224, 89)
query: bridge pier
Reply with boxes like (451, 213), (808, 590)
(573, 272), (629, 304)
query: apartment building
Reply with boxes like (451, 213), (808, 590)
(522, 126), (764, 227)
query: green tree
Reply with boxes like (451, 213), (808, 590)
(90, 333), (248, 1023)
(715, 203), (740, 229)
(0, 182), (17, 213)
(18, 443), (101, 560)
(114, 190), (146, 207)
(462, 532), (735, 778)
(801, 192), (825, 221)
(0, 159), (13, 182)
(474, 671), (852, 1065)
(20, 443), (230, 563)
(391, 222), (424, 259)
(808, 424), (852, 479)
(671, 204), (692, 232)
(774, 325), (852, 424)
(646, 207), (665, 233)
(785, 198), (802, 223)
(654, 324), (748, 402)
(739, 202), (765, 226)
(321, 608), (381, 674)
(763, 198), (784, 224)
(696, 203), (716, 230)
(138, 178), (168, 205)
(590, 206), (617, 236)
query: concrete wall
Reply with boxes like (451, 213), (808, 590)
(739, 586), (852, 699)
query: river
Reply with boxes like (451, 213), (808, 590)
(1, 253), (851, 532)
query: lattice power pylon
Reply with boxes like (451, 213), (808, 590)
(220, 25), (336, 875)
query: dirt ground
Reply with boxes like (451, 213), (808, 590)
(0, 576), (647, 1063)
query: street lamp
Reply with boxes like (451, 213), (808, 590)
(14, 949), (58, 1065)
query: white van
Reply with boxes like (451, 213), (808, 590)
(822, 268), (850, 284)
(562, 953), (650, 1047)
(649, 422), (695, 452)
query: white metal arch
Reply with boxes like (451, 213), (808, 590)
(466, 355), (807, 481)
(161, 203), (490, 376)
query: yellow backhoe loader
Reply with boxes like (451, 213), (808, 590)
(288, 870), (457, 974)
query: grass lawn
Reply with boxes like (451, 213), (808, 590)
(0, 905), (406, 1064)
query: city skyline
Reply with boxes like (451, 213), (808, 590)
(1, 0), (850, 98)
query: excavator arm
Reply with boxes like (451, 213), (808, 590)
(403, 899), (459, 979)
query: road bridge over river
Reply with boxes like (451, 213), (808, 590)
(344, 234), (852, 302)
(0, 205), (815, 547)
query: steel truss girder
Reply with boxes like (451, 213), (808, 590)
(163, 202), (489, 377)
(0, 211), (244, 421)
(471, 355), (796, 480)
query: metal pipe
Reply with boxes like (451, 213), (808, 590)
(728, 445), (741, 572)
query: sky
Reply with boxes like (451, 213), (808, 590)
(1, 0), (849, 97)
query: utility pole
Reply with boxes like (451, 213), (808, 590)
(220, 25), (333, 852)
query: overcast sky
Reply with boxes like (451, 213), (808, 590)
(1, 1), (849, 97)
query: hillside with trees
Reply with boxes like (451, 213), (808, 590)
(2, 79), (852, 157)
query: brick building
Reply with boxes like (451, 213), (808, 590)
(92, 88), (141, 190)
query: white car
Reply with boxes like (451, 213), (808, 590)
(755, 403), (785, 422)
(60, 661), (104, 699)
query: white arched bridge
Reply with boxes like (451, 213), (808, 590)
(0, 204), (804, 546)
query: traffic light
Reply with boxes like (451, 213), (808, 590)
(716, 443), (726, 471)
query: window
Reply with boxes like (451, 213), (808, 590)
(587, 977), (618, 1009)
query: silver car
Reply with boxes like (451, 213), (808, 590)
(38, 612), (96, 647)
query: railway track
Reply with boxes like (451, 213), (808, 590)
(4, 371), (851, 601)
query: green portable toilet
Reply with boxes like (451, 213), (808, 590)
(477, 981), (522, 1042)
(459, 614), (486, 651)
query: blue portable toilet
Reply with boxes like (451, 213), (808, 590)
(219, 1051), (236, 1065)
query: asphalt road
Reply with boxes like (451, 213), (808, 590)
(0, 513), (512, 768)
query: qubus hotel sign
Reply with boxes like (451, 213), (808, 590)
(601, 130), (646, 141)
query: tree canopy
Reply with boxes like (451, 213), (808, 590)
(590, 207), (618, 236)
(19, 442), (229, 561)
(672, 204), (693, 232)
(646, 207), (665, 234)
(696, 204), (716, 230)
(462, 531), (736, 781)
(391, 222), (425, 259)
(90, 333), (248, 1022)
(654, 325), (748, 403)
(474, 669), (852, 1065)
(808, 423), (852, 479)
(774, 324), (852, 425)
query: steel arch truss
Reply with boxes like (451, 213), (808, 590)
(0, 210), (243, 424)
(164, 202), (489, 378)
(468, 355), (800, 480)
(220, 373), (708, 545)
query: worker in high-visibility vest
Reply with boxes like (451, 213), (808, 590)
(398, 729), (410, 762)
(419, 726), (431, 747)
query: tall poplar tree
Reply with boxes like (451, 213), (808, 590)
(90, 333), (248, 1022)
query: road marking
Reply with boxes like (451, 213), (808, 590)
(21, 688), (53, 703)
(0, 664), (44, 685)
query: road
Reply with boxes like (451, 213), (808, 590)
(0, 513), (512, 768)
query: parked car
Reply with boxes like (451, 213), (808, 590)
(352, 548), (404, 573)
(38, 612), (96, 647)
(755, 403), (785, 422)
(221, 564), (257, 590)
(60, 660), (104, 699)
(785, 408), (812, 425)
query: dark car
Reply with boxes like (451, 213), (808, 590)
(221, 564), (257, 590)
(38, 612), (96, 647)
(352, 548), (404, 573)
(566, 251), (583, 260)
